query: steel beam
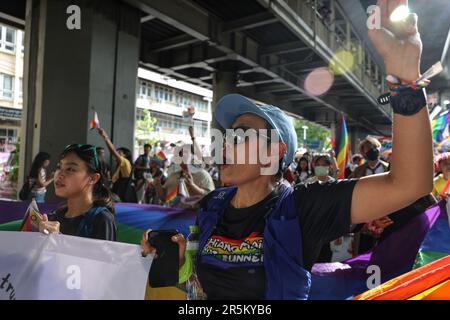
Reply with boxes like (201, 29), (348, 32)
(261, 41), (311, 56)
(148, 34), (200, 52)
(223, 12), (278, 33)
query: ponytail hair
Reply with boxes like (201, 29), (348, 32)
(92, 176), (115, 214)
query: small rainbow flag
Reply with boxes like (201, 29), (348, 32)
(90, 111), (100, 130)
(334, 114), (350, 179)
(323, 136), (334, 151)
(155, 151), (167, 162)
(165, 185), (181, 207)
(431, 113), (450, 142)
(20, 200), (41, 232)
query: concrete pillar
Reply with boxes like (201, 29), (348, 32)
(349, 128), (359, 155)
(20, 0), (140, 200)
(211, 61), (237, 130)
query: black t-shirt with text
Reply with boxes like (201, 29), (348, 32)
(48, 207), (117, 241)
(197, 180), (357, 300)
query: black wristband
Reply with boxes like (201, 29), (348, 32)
(390, 87), (427, 116)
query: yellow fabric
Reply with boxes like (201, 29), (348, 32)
(112, 156), (132, 183)
(144, 284), (186, 300)
(432, 174), (446, 196)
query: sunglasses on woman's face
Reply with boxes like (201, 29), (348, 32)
(223, 127), (272, 146)
(64, 144), (100, 170)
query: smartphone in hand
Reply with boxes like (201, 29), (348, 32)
(148, 229), (179, 288)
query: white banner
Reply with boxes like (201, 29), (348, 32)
(0, 231), (152, 300)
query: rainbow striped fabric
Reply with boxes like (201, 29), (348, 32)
(165, 185), (182, 207)
(432, 113), (450, 143)
(354, 256), (450, 300)
(413, 200), (450, 269)
(0, 200), (196, 245)
(155, 151), (167, 162)
(323, 137), (334, 151)
(435, 136), (450, 153)
(334, 114), (350, 179)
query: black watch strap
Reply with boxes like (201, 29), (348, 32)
(390, 87), (427, 116)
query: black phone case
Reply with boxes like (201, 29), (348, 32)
(148, 230), (179, 288)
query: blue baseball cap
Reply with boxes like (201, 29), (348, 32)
(215, 94), (298, 169)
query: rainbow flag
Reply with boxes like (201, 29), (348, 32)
(90, 111), (100, 130)
(354, 255), (450, 300)
(435, 136), (450, 153)
(380, 139), (392, 160)
(155, 151), (167, 162)
(19, 199), (43, 232)
(165, 185), (181, 207)
(413, 200), (450, 269)
(0, 200), (196, 245)
(431, 113), (450, 142)
(323, 137), (334, 151)
(334, 114), (350, 179)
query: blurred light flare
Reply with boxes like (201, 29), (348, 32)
(304, 67), (334, 96)
(330, 50), (355, 76)
(390, 5), (410, 22)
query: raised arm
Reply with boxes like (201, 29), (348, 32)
(97, 128), (123, 164)
(351, 0), (433, 224)
(189, 126), (204, 164)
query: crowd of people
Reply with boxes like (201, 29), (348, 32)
(15, 3), (445, 300)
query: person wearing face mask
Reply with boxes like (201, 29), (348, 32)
(349, 137), (389, 179)
(306, 155), (335, 184)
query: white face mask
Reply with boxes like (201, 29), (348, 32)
(314, 166), (329, 177)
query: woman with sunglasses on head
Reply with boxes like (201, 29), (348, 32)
(38, 144), (117, 241)
(142, 1), (433, 299)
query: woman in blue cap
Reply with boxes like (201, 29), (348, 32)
(141, 1), (433, 299)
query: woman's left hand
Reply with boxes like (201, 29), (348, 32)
(368, 0), (422, 82)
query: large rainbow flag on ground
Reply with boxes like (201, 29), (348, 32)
(432, 112), (450, 143)
(334, 114), (349, 179)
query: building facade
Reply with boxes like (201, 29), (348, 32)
(0, 23), (23, 154)
(135, 68), (212, 158)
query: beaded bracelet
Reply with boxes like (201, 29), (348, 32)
(386, 75), (430, 93)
